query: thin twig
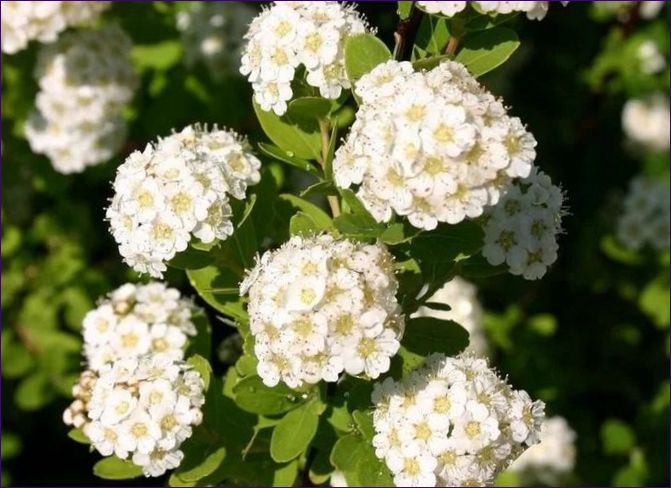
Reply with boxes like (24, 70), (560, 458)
(393, 6), (423, 61)
(319, 119), (341, 217)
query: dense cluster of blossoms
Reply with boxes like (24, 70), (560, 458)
(622, 93), (670, 152)
(616, 176), (670, 252)
(81, 283), (198, 371)
(637, 40), (666, 75)
(176, 2), (254, 81)
(334, 60), (536, 230)
(24, 25), (137, 174)
(107, 125), (261, 277)
(482, 169), (565, 280)
(414, 277), (488, 357)
(371, 353), (545, 487)
(0, 1), (109, 54)
(509, 416), (577, 484)
(64, 356), (205, 477)
(240, 1), (370, 115)
(416, 1), (566, 20)
(240, 234), (404, 388)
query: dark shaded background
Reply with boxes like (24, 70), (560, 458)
(2, 2), (669, 486)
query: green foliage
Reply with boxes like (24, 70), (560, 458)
(2, 2), (669, 487)
(455, 27), (520, 77)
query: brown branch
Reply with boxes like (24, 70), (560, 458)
(393, 5), (423, 61)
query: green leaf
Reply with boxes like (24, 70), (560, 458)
(93, 456), (143, 480)
(330, 434), (365, 473)
(411, 221), (484, 263)
(233, 375), (303, 415)
(334, 189), (385, 239)
(175, 444), (227, 483)
(67, 428), (90, 445)
(131, 41), (182, 71)
(270, 401), (321, 462)
(461, 253), (507, 278)
(287, 97), (332, 121)
(344, 34), (392, 84)
(352, 410), (375, 441)
(290, 212), (321, 236)
(279, 194), (333, 231)
(15, 373), (53, 411)
(413, 55), (451, 71)
(639, 276), (670, 328)
(169, 246), (215, 270)
(257, 142), (320, 176)
(396, 317), (469, 375)
(397, 1), (414, 20)
(601, 419), (636, 455)
(185, 312), (212, 360)
(355, 443), (394, 487)
(300, 180), (337, 198)
(186, 354), (212, 391)
(273, 459), (299, 486)
(186, 263), (248, 323)
(253, 100), (322, 160)
(455, 27), (520, 77)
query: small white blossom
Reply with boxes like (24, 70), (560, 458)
(508, 416), (577, 484)
(82, 282), (200, 370)
(24, 25), (137, 174)
(482, 169), (565, 280)
(637, 40), (666, 75)
(477, 1), (568, 20)
(65, 356), (205, 477)
(177, 2), (255, 81)
(414, 277), (488, 356)
(371, 353), (545, 487)
(334, 60), (538, 230)
(240, 1), (370, 115)
(241, 234), (404, 388)
(1, 1), (109, 54)
(616, 176), (670, 252)
(416, 2), (468, 17)
(107, 125), (261, 277)
(622, 93), (670, 152)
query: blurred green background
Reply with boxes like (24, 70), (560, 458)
(1, 2), (669, 486)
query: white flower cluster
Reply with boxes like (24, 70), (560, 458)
(637, 40), (666, 75)
(176, 2), (254, 81)
(482, 169), (564, 280)
(371, 353), (545, 487)
(334, 60), (536, 230)
(622, 93), (670, 152)
(416, 1), (566, 20)
(240, 234), (404, 388)
(414, 277), (488, 357)
(107, 125), (261, 278)
(1, 1), (109, 54)
(616, 176), (670, 252)
(240, 1), (369, 115)
(81, 283), (198, 371)
(24, 25), (137, 174)
(509, 416), (577, 484)
(65, 355), (205, 477)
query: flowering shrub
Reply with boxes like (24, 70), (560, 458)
(2, 1), (668, 487)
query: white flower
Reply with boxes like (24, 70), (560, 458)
(414, 277), (488, 356)
(107, 125), (261, 277)
(371, 353), (545, 487)
(481, 169), (565, 280)
(81, 282), (200, 370)
(23, 25), (137, 174)
(176, 2), (255, 81)
(616, 176), (670, 252)
(508, 416), (577, 484)
(622, 93), (670, 152)
(241, 234), (404, 388)
(240, 1), (370, 115)
(637, 40), (666, 75)
(477, 1), (568, 20)
(1, 1), (110, 54)
(334, 60), (537, 230)
(67, 356), (205, 478)
(416, 2), (468, 16)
